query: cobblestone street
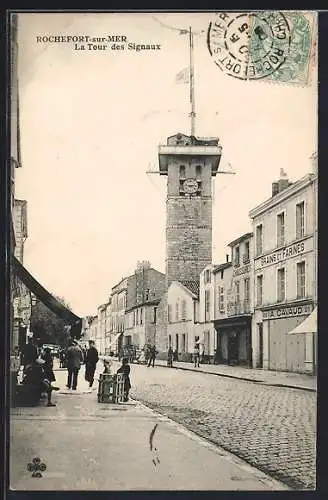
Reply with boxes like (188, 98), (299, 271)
(117, 360), (317, 490)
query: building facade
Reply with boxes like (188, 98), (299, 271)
(124, 299), (160, 348)
(249, 171), (317, 374)
(198, 264), (218, 362)
(167, 281), (200, 361)
(213, 234), (254, 367)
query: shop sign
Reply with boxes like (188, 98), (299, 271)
(233, 264), (251, 277)
(263, 303), (313, 320)
(256, 237), (312, 270)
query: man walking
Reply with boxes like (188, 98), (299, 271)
(66, 340), (84, 390)
(193, 343), (200, 368)
(85, 340), (99, 387)
(147, 345), (157, 368)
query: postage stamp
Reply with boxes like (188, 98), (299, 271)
(207, 11), (316, 85)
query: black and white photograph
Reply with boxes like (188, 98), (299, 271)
(8, 10), (317, 491)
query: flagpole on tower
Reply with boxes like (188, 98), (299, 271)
(189, 26), (196, 137)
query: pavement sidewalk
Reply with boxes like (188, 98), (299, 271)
(10, 363), (290, 491)
(144, 359), (316, 392)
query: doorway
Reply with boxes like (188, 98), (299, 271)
(228, 333), (239, 365)
(258, 323), (263, 368)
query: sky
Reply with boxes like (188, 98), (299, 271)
(15, 12), (318, 317)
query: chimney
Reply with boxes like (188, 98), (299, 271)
(272, 182), (279, 197)
(278, 168), (290, 193)
(226, 254), (229, 263)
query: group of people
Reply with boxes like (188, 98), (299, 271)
(18, 338), (59, 407)
(17, 337), (133, 406)
(167, 342), (204, 368)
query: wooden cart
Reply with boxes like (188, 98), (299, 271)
(97, 373), (125, 403)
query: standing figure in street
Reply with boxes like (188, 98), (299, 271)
(117, 357), (131, 402)
(66, 340), (84, 390)
(85, 340), (99, 387)
(41, 347), (56, 384)
(167, 346), (173, 367)
(147, 345), (158, 368)
(193, 343), (200, 368)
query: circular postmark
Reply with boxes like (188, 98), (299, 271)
(207, 12), (291, 80)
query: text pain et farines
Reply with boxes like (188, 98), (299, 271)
(74, 42), (161, 52)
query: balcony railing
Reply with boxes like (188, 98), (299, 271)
(243, 255), (250, 264)
(227, 300), (251, 316)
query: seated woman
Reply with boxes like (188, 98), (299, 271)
(116, 357), (131, 402)
(18, 358), (59, 407)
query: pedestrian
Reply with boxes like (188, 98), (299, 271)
(21, 337), (38, 368)
(41, 347), (56, 384)
(65, 340), (84, 390)
(147, 345), (158, 368)
(173, 348), (178, 362)
(116, 357), (131, 402)
(144, 345), (150, 365)
(84, 340), (99, 388)
(167, 346), (173, 367)
(59, 348), (66, 368)
(193, 343), (200, 368)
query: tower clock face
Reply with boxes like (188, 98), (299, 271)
(183, 178), (198, 194)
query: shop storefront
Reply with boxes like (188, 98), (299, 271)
(214, 316), (252, 366)
(261, 301), (314, 373)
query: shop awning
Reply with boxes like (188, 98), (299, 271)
(288, 307), (317, 335)
(213, 315), (252, 330)
(12, 256), (81, 327)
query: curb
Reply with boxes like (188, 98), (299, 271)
(101, 357), (317, 393)
(154, 362), (317, 393)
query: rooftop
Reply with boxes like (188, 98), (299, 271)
(227, 232), (253, 248)
(213, 262), (232, 274)
(180, 280), (200, 298)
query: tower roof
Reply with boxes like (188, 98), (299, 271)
(158, 133), (222, 176)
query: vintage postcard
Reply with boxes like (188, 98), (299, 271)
(9, 11), (317, 492)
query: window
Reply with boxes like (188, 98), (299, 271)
(181, 299), (186, 320)
(140, 308), (143, 325)
(153, 307), (157, 324)
(204, 269), (211, 284)
(256, 224), (263, 256)
(175, 301), (179, 321)
(205, 289), (211, 322)
(234, 246), (240, 267)
(179, 165), (186, 178)
(277, 212), (285, 247)
(168, 334), (172, 347)
(235, 281), (240, 303)
(243, 241), (250, 263)
(296, 201), (305, 239)
(244, 278), (250, 304)
(218, 286), (225, 313)
(168, 304), (172, 323)
(277, 268), (286, 302)
(256, 275), (263, 306)
(297, 261), (306, 299)
(221, 270), (224, 279)
(196, 165), (202, 178)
